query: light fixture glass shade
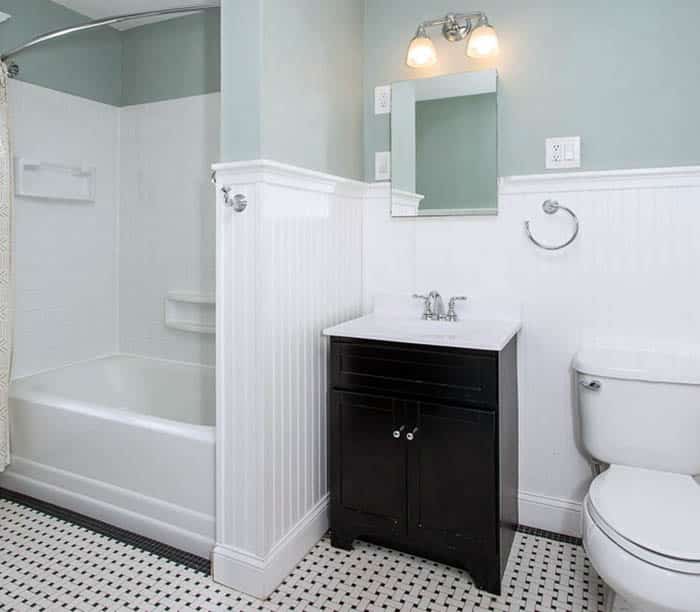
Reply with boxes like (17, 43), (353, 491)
(466, 24), (499, 58)
(406, 28), (437, 68)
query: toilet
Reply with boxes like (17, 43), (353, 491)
(575, 347), (700, 612)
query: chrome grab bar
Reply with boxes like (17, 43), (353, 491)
(525, 200), (580, 251)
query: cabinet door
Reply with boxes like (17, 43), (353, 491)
(331, 391), (407, 525)
(406, 402), (496, 543)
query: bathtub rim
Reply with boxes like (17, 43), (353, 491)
(10, 352), (215, 440)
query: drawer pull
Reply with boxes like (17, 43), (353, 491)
(393, 425), (406, 439)
(406, 427), (419, 441)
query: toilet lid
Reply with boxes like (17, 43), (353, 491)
(589, 465), (700, 561)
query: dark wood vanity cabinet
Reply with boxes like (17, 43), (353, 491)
(328, 336), (518, 595)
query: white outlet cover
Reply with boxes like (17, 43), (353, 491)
(375, 85), (391, 115)
(546, 136), (581, 169)
(0, 12), (11, 23)
(375, 151), (391, 181)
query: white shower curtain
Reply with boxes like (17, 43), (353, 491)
(0, 62), (14, 472)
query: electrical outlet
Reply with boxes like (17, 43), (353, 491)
(546, 137), (581, 169)
(375, 151), (391, 181)
(375, 85), (391, 115)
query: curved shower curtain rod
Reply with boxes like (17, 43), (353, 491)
(1, 3), (220, 77)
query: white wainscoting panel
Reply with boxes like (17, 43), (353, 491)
(213, 160), (364, 597)
(363, 167), (700, 536)
(9, 81), (120, 378)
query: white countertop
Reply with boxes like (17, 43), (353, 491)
(323, 314), (521, 352)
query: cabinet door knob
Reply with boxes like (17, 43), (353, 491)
(406, 427), (419, 441)
(393, 425), (406, 439)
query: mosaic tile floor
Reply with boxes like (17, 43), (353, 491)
(0, 495), (605, 611)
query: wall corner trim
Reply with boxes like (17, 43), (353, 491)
(212, 159), (368, 197)
(500, 165), (700, 195)
(212, 494), (329, 599)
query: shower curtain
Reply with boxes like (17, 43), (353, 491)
(0, 62), (14, 472)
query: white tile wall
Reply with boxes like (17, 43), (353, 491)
(9, 81), (120, 378)
(119, 93), (220, 366)
(10, 83), (220, 376)
(363, 170), (700, 533)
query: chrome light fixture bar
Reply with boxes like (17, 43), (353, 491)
(1, 3), (219, 78)
(406, 11), (498, 68)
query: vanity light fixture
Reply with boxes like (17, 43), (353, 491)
(406, 11), (498, 68)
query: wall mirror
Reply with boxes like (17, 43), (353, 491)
(391, 69), (498, 217)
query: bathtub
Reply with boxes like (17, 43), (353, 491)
(0, 354), (215, 557)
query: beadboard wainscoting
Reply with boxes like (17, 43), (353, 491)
(212, 161), (364, 597)
(363, 166), (700, 537)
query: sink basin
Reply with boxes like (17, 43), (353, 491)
(323, 315), (521, 351)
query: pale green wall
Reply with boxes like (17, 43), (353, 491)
(220, 0), (263, 162)
(261, 0), (364, 180)
(416, 93), (497, 210)
(121, 10), (220, 107)
(219, 0), (364, 179)
(0, 0), (220, 108)
(365, 0), (700, 179)
(0, 0), (122, 105)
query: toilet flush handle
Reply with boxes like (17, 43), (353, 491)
(579, 380), (602, 391)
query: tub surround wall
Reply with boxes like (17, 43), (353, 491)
(10, 80), (120, 378)
(119, 93), (220, 366)
(213, 161), (364, 597)
(362, 166), (700, 536)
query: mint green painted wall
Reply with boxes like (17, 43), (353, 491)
(0, 0), (220, 108)
(260, 0), (364, 180)
(220, 0), (262, 162)
(416, 93), (497, 210)
(121, 10), (220, 107)
(0, 0), (122, 105)
(219, 0), (364, 178)
(365, 0), (700, 179)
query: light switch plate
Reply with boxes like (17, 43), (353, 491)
(546, 136), (581, 169)
(374, 85), (391, 115)
(375, 151), (391, 181)
(0, 12), (11, 24)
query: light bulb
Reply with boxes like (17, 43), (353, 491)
(466, 23), (499, 58)
(406, 27), (437, 68)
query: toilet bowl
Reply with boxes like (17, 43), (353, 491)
(582, 465), (700, 612)
(574, 347), (700, 612)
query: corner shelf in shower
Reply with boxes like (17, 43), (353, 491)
(164, 292), (215, 335)
(14, 158), (96, 202)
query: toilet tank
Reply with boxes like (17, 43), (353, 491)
(574, 347), (700, 475)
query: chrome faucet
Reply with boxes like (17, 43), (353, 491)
(413, 290), (445, 321)
(413, 292), (467, 321)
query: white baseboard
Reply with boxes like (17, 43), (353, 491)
(0, 457), (214, 557)
(518, 491), (583, 537)
(212, 494), (329, 599)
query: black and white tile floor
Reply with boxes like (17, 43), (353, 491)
(0, 494), (605, 611)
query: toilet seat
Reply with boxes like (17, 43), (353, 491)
(588, 465), (700, 574)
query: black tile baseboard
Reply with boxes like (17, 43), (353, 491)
(517, 524), (582, 546)
(0, 487), (211, 575)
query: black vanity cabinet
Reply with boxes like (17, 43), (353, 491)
(328, 336), (518, 595)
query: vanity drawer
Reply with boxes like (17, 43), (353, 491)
(331, 339), (498, 407)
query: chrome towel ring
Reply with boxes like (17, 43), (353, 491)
(524, 200), (579, 251)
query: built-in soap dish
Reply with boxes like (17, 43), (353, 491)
(164, 292), (215, 335)
(15, 157), (96, 202)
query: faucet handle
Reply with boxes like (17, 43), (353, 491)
(446, 296), (467, 322)
(412, 294), (433, 320)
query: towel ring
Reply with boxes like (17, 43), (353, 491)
(524, 200), (579, 251)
